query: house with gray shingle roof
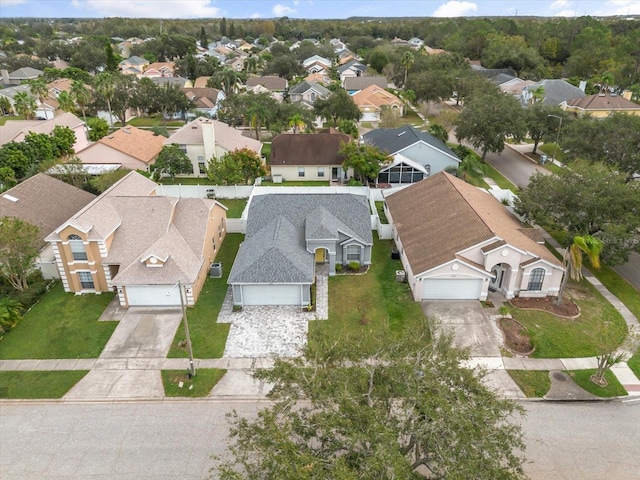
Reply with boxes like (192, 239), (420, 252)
(363, 125), (460, 186)
(289, 81), (330, 108)
(45, 171), (228, 308)
(228, 193), (372, 306)
(521, 79), (586, 107)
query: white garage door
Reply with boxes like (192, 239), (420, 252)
(422, 278), (483, 300)
(125, 285), (181, 306)
(241, 285), (302, 306)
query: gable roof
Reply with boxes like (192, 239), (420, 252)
(166, 117), (262, 153)
(565, 93), (640, 112)
(181, 87), (223, 109)
(0, 173), (96, 248)
(302, 55), (331, 67)
(98, 126), (165, 165)
(524, 79), (585, 106)
(9, 67), (43, 79)
(0, 112), (85, 146)
(385, 172), (561, 275)
(270, 129), (352, 166)
(246, 75), (287, 91)
(338, 60), (367, 74)
(363, 125), (458, 161)
(119, 55), (149, 66)
(193, 76), (211, 88)
(343, 76), (387, 91)
(229, 194), (372, 284)
(289, 80), (331, 96)
(352, 84), (402, 111)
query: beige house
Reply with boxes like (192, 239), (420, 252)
(0, 173), (96, 279)
(0, 112), (90, 153)
(352, 85), (403, 123)
(165, 117), (262, 177)
(76, 126), (165, 171)
(385, 172), (564, 301)
(563, 93), (640, 117)
(45, 172), (228, 307)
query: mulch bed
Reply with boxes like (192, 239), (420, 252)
(509, 296), (579, 318)
(498, 317), (534, 355)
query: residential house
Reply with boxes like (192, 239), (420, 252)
(118, 56), (150, 75)
(151, 77), (192, 88)
(181, 87), (226, 118)
(329, 38), (347, 52)
(0, 173), (96, 279)
(194, 76), (212, 88)
(2, 67), (43, 85)
(289, 81), (331, 108)
(338, 60), (367, 82)
(165, 117), (262, 176)
(0, 112), (90, 153)
(0, 84), (34, 116)
(409, 37), (424, 48)
(228, 193), (372, 306)
(302, 55), (332, 74)
(75, 125), (165, 172)
(363, 125), (460, 186)
(521, 79), (586, 107)
(563, 93), (640, 117)
(498, 77), (536, 103)
(304, 71), (331, 86)
(245, 76), (288, 92)
(141, 62), (175, 78)
(225, 57), (245, 72)
(269, 128), (353, 183)
(343, 76), (388, 94)
(384, 172), (564, 301)
(45, 171), (228, 307)
(352, 84), (403, 122)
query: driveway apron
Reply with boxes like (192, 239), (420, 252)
(64, 307), (183, 400)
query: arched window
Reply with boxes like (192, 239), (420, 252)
(528, 268), (545, 290)
(68, 234), (87, 261)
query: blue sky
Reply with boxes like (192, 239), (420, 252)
(1, 0), (639, 19)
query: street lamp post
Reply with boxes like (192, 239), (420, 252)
(170, 280), (195, 378)
(547, 114), (563, 163)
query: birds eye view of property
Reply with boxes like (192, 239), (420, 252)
(0, 1), (639, 478)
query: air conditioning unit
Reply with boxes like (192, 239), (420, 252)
(210, 263), (222, 278)
(395, 270), (406, 282)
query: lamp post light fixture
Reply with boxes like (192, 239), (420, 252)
(547, 114), (563, 163)
(169, 280), (195, 378)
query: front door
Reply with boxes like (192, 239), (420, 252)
(490, 266), (505, 291)
(315, 248), (326, 263)
(331, 167), (339, 180)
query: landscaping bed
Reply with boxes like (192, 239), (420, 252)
(509, 295), (579, 318)
(498, 317), (533, 355)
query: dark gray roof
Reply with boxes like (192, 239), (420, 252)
(229, 194), (372, 284)
(491, 73), (517, 85)
(363, 125), (458, 160)
(9, 67), (43, 79)
(343, 76), (387, 91)
(289, 80), (330, 96)
(526, 79), (586, 106)
(338, 60), (366, 74)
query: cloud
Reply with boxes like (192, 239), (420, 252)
(2, 0), (27, 5)
(596, 0), (640, 15)
(554, 9), (576, 17)
(250, 12), (263, 18)
(272, 3), (296, 16)
(550, 0), (571, 9)
(433, 1), (478, 17)
(70, 0), (221, 18)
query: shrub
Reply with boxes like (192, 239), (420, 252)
(14, 281), (49, 312)
(335, 264), (343, 272)
(499, 306), (510, 316)
(348, 261), (360, 272)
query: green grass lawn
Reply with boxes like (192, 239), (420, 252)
(375, 201), (388, 224)
(161, 369), (226, 397)
(309, 235), (425, 351)
(167, 234), (243, 359)
(0, 115), (22, 126)
(259, 180), (330, 186)
(158, 177), (216, 185)
(262, 143), (271, 163)
(218, 198), (247, 218)
(0, 283), (116, 359)
(127, 115), (185, 127)
(628, 349), (640, 379)
(505, 280), (628, 358)
(400, 108), (425, 127)
(0, 371), (89, 399)
(483, 162), (518, 192)
(538, 143), (567, 164)
(507, 370), (550, 397)
(569, 369), (627, 397)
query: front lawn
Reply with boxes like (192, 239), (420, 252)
(507, 370), (550, 398)
(0, 371), (89, 399)
(161, 369), (226, 397)
(127, 115), (185, 127)
(218, 198), (247, 218)
(158, 177), (215, 185)
(0, 283), (116, 359)
(309, 234), (425, 351)
(569, 369), (627, 397)
(167, 234), (243, 359)
(259, 180), (330, 186)
(628, 349), (640, 379)
(505, 280), (627, 358)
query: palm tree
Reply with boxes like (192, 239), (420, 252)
(0, 96), (11, 116)
(13, 91), (37, 119)
(555, 235), (603, 306)
(530, 85), (545, 104)
(598, 71), (614, 93)
(57, 91), (76, 114)
(247, 102), (268, 140)
(456, 154), (485, 181)
(401, 51), (414, 87)
(0, 298), (22, 335)
(213, 69), (238, 97)
(28, 78), (48, 106)
(94, 72), (116, 126)
(288, 113), (306, 134)
(245, 56), (258, 75)
(70, 80), (91, 125)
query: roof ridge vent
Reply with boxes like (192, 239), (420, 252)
(397, 131), (406, 136)
(273, 217), (282, 240)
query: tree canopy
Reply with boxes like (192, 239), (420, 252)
(339, 141), (389, 183)
(152, 144), (193, 180)
(207, 148), (265, 185)
(0, 217), (41, 292)
(314, 89), (361, 127)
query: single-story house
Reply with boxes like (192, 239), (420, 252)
(0, 112), (90, 153)
(229, 193), (372, 306)
(363, 125), (460, 186)
(0, 173), (96, 279)
(141, 62), (175, 78)
(521, 79), (585, 107)
(165, 117), (262, 176)
(352, 85), (403, 122)
(45, 171), (228, 307)
(181, 87), (226, 118)
(384, 172), (564, 301)
(2, 67), (43, 85)
(118, 56), (150, 75)
(76, 125), (165, 171)
(563, 92), (640, 117)
(269, 128), (353, 182)
(245, 76), (288, 92)
(343, 76), (388, 94)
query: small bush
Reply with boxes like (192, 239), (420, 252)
(14, 281), (49, 312)
(232, 305), (242, 312)
(348, 261), (361, 272)
(499, 306), (510, 316)
(335, 264), (343, 272)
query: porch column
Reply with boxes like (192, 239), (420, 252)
(329, 252), (336, 276)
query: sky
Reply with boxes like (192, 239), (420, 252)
(1, 0), (639, 19)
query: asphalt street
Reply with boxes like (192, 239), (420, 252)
(2, 399), (639, 479)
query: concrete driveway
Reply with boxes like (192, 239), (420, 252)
(421, 301), (501, 357)
(64, 307), (183, 400)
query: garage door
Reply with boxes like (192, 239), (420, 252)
(125, 285), (181, 306)
(422, 278), (483, 300)
(241, 285), (302, 306)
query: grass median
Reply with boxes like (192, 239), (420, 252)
(0, 371), (89, 399)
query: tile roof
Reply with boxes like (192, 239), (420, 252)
(363, 124), (458, 161)
(384, 172), (561, 275)
(229, 194), (372, 284)
(98, 126), (165, 165)
(565, 93), (640, 112)
(166, 117), (262, 154)
(0, 173), (96, 248)
(270, 130), (352, 166)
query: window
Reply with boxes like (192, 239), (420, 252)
(212, 238), (217, 252)
(346, 245), (360, 262)
(310, 92), (316, 102)
(78, 271), (94, 289)
(528, 268), (545, 290)
(298, 167), (305, 177)
(218, 222), (224, 239)
(317, 167), (324, 177)
(198, 162), (206, 174)
(68, 234), (87, 261)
